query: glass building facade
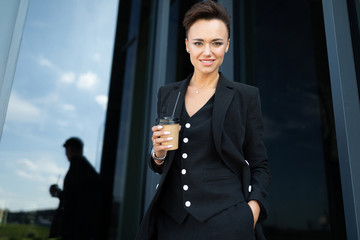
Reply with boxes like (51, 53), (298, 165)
(1, 0), (360, 240)
(100, 0), (359, 239)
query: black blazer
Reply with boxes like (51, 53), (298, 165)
(137, 73), (270, 240)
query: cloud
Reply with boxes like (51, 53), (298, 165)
(39, 161), (65, 176)
(19, 159), (64, 175)
(16, 158), (66, 183)
(95, 95), (108, 110)
(61, 104), (76, 111)
(77, 71), (98, 89)
(16, 170), (45, 182)
(38, 56), (54, 68)
(6, 93), (41, 123)
(59, 72), (76, 84)
(92, 53), (101, 62)
(56, 120), (69, 127)
(19, 158), (38, 171)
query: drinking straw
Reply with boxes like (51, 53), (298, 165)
(171, 92), (181, 118)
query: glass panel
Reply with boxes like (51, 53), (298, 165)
(246, 1), (347, 239)
(0, 0), (117, 239)
(347, 0), (360, 100)
(0, 0), (28, 140)
(166, 0), (197, 83)
(104, 0), (159, 238)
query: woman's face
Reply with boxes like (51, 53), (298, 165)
(185, 19), (229, 76)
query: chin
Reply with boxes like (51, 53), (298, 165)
(197, 67), (219, 75)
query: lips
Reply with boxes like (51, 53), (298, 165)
(200, 59), (215, 66)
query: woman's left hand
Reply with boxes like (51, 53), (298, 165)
(247, 200), (260, 229)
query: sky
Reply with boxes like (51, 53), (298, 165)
(0, 0), (118, 212)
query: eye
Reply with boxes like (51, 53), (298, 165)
(212, 42), (223, 46)
(193, 42), (203, 46)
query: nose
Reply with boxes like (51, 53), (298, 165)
(203, 44), (211, 56)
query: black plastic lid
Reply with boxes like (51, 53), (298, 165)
(157, 117), (180, 125)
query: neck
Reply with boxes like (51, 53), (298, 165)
(68, 154), (82, 161)
(191, 71), (219, 88)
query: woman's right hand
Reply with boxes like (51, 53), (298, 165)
(151, 125), (173, 160)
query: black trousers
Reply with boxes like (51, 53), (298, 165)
(156, 201), (256, 240)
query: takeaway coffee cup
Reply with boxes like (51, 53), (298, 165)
(157, 117), (180, 150)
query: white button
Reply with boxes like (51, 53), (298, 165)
(245, 160), (249, 165)
(156, 184), (159, 189)
(185, 201), (191, 207)
(185, 123), (191, 128)
(183, 185), (189, 191)
(248, 185), (252, 192)
(182, 153), (188, 159)
(181, 169), (187, 175)
(183, 138), (189, 143)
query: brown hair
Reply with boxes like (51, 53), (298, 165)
(183, 0), (231, 39)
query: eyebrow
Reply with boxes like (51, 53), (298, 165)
(191, 38), (225, 42)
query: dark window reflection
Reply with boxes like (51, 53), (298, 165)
(246, 0), (346, 239)
(141, 0), (347, 239)
(347, 0), (360, 101)
(166, 0), (196, 83)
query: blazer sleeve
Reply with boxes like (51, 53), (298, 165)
(243, 88), (271, 222)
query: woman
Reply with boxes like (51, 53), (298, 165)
(137, 1), (270, 239)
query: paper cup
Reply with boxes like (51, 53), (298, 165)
(157, 117), (180, 151)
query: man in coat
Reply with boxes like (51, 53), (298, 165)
(49, 137), (101, 240)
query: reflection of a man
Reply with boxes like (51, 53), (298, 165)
(49, 137), (101, 240)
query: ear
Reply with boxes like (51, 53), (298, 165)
(225, 38), (230, 53)
(185, 38), (189, 52)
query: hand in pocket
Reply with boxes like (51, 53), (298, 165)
(247, 200), (260, 228)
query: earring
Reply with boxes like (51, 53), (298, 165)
(187, 49), (190, 53)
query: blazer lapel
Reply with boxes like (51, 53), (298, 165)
(212, 73), (235, 155)
(163, 73), (234, 165)
(165, 75), (191, 118)
(163, 75), (191, 168)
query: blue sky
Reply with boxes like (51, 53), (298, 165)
(0, 0), (118, 211)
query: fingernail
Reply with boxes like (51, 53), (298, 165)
(167, 145), (173, 148)
(157, 125), (163, 129)
(163, 131), (170, 135)
(167, 137), (173, 141)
